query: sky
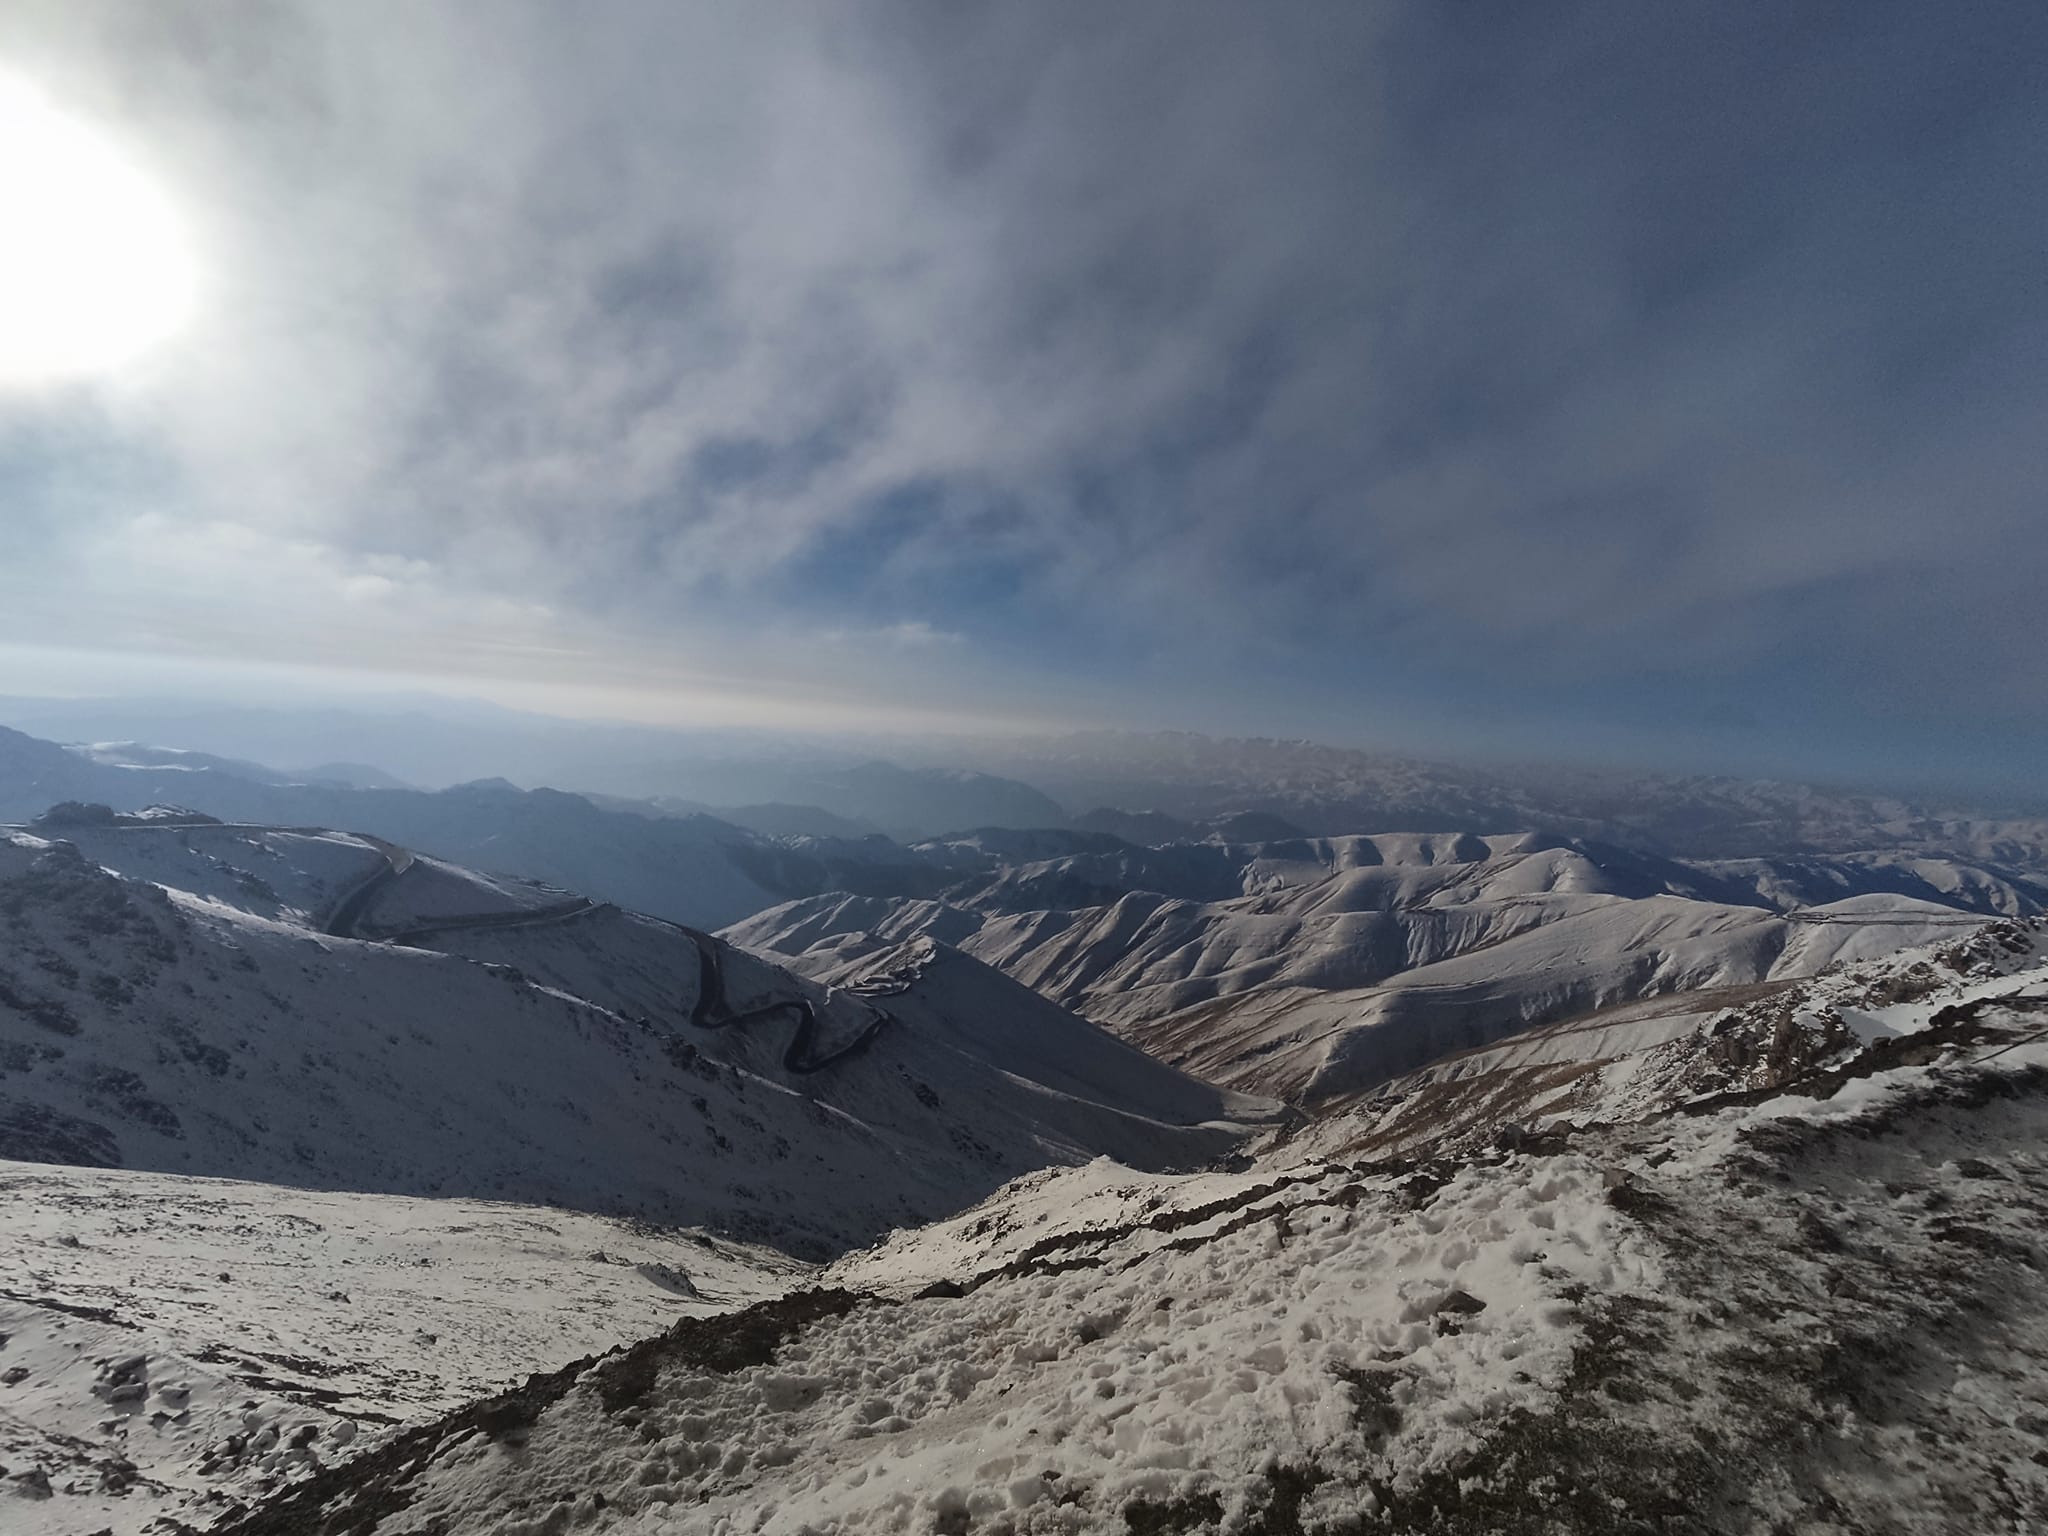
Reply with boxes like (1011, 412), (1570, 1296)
(0, 1), (2043, 792)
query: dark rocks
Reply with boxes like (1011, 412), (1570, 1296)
(11, 1464), (53, 1498)
(94, 1354), (151, 1410)
(1432, 1287), (1487, 1337)
(1797, 1208), (1847, 1253)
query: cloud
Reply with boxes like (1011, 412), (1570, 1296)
(0, 1), (2043, 769)
(821, 621), (963, 653)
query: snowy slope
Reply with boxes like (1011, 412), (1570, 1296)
(421, 914), (1277, 1187)
(0, 1163), (807, 1536)
(0, 725), (797, 929)
(1122, 893), (1995, 1100)
(1287, 916), (2048, 1163)
(795, 936), (1278, 1140)
(19, 816), (587, 938)
(887, 827), (2048, 923)
(730, 833), (2040, 1018)
(195, 1157), (1661, 1535)
(0, 826), (1275, 1262)
(197, 998), (2048, 1534)
(729, 834), (2010, 1099)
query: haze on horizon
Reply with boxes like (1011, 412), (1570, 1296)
(1, 2), (2043, 795)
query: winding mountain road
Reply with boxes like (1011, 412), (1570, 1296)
(327, 841), (890, 1075)
(375, 898), (603, 946)
(371, 897), (891, 1074)
(323, 840), (605, 944)
(321, 840), (415, 938)
(37, 818), (892, 1077)
(675, 926), (893, 1075)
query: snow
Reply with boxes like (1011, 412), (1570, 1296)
(0, 828), (1274, 1262)
(36, 823), (584, 937)
(191, 977), (2048, 1534)
(353, 853), (582, 931)
(1288, 917), (2048, 1162)
(0, 729), (804, 931)
(47, 823), (389, 926)
(7, 790), (2048, 1533)
(0, 1162), (806, 1535)
(729, 842), (2013, 1102)
(218, 1151), (1658, 1534)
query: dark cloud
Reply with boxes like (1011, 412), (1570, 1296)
(1, 0), (2043, 777)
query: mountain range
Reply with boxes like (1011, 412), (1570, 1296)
(186, 925), (2048, 1536)
(2, 713), (2045, 1532)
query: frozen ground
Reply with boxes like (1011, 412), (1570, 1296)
(0, 1163), (807, 1535)
(193, 943), (2048, 1533)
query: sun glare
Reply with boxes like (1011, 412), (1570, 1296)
(0, 73), (198, 388)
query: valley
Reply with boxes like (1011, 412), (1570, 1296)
(0, 721), (2043, 1532)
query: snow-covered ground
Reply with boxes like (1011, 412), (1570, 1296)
(191, 1155), (1662, 1534)
(0, 1163), (808, 1535)
(189, 982), (2048, 1533)
(2, 813), (1277, 1525)
(34, 821), (392, 927)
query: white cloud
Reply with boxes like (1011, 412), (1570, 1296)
(0, 0), (2042, 749)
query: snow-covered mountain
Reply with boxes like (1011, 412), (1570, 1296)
(1284, 916), (2048, 1161)
(7, 721), (2048, 1533)
(179, 926), (2048, 1534)
(0, 818), (1275, 1261)
(11, 719), (2048, 933)
(0, 726), (821, 929)
(727, 831), (2036, 1099)
(0, 701), (1081, 842)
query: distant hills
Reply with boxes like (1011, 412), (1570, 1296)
(9, 717), (2048, 1094)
